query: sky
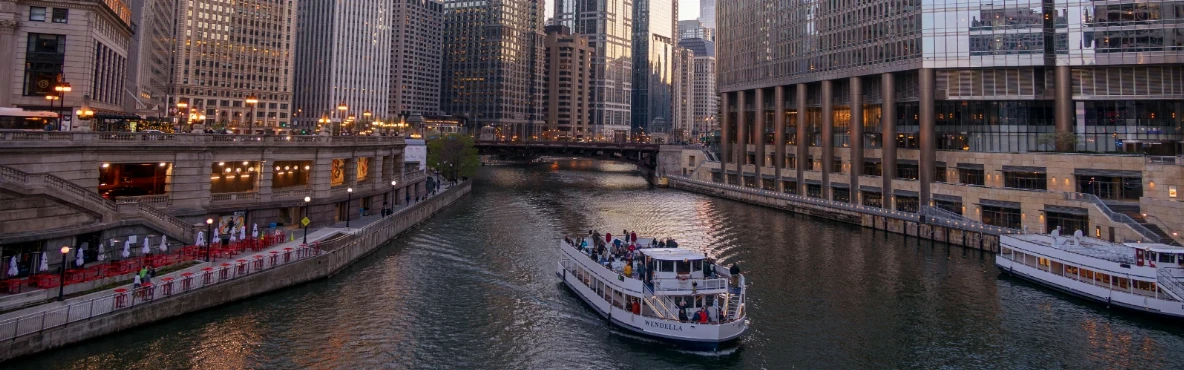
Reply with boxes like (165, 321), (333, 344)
(545, 0), (701, 21)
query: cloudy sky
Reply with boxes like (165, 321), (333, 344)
(544, 0), (702, 21)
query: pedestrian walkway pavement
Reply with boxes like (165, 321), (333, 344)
(0, 183), (453, 324)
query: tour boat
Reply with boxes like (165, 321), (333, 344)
(556, 235), (748, 350)
(996, 230), (1184, 318)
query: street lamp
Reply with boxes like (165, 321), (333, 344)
(205, 218), (214, 262)
(345, 187), (353, 228)
(245, 94), (259, 135)
(390, 180), (398, 209)
(336, 103), (348, 136)
(302, 196), (311, 244)
(48, 82), (71, 131)
(57, 246), (70, 301)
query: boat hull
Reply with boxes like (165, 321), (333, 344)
(556, 268), (746, 351)
(995, 259), (1184, 320)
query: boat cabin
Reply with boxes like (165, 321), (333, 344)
(639, 248), (707, 282)
(1133, 244), (1184, 268)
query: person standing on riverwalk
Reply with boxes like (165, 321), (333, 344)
(133, 274), (141, 289)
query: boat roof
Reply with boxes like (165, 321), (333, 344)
(1005, 234), (1184, 265)
(641, 248), (705, 261)
(1129, 243), (1184, 253)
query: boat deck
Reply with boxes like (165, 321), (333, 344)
(1005, 234), (1136, 265)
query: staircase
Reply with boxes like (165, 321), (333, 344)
(1113, 204), (1181, 246)
(0, 165), (194, 244)
(1066, 193), (1176, 245)
(1156, 268), (1184, 301)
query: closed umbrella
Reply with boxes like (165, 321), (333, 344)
(7, 256), (17, 277)
(239, 225), (246, 241)
(142, 237), (151, 254)
(213, 227), (221, 245)
(75, 244), (85, 267)
(196, 231), (205, 247)
(39, 252), (49, 272)
(229, 230), (237, 243)
(122, 240), (131, 258)
(252, 224), (259, 239)
(159, 236), (168, 252)
(98, 241), (107, 262)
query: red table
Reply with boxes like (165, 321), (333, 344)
(160, 277), (175, 296)
(201, 267), (214, 285)
(180, 272), (194, 291)
(236, 259), (248, 275)
(3, 278), (27, 293)
(114, 288), (129, 308)
(219, 263), (231, 280)
(253, 255), (264, 271)
(138, 282), (154, 300)
(283, 248), (293, 263)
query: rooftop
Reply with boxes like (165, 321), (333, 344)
(1005, 234), (1184, 265)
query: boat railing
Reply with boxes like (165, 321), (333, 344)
(653, 277), (729, 292)
(1158, 268), (1184, 301)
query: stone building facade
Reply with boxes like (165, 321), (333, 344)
(543, 25), (593, 140)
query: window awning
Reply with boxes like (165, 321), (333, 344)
(860, 185), (882, 193)
(933, 194), (963, 203)
(893, 189), (919, 197)
(1044, 205), (1089, 216)
(831, 182), (850, 189)
(804, 179), (822, 185)
(709, 168), (721, 172)
(977, 199), (1021, 209)
(863, 158), (882, 163)
(956, 163), (984, 170)
(761, 174), (775, 179)
(1073, 168), (1142, 178)
(898, 159), (918, 165)
(743, 173), (756, 178)
(1001, 165), (1046, 173)
(935, 161), (947, 167)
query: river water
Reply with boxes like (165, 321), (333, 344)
(11, 160), (1184, 369)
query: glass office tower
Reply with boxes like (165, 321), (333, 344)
(631, 0), (679, 134)
(555, 0), (634, 139)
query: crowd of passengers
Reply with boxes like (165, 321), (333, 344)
(562, 229), (739, 285)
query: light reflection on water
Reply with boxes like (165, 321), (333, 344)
(10, 160), (1184, 369)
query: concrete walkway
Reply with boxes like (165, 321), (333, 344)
(0, 182), (451, 323)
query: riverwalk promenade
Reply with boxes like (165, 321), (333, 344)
(0, 181), (471, 363)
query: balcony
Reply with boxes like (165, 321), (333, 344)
(210, 191), (260, 204)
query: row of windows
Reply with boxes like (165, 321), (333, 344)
(29, 7), (68, 23)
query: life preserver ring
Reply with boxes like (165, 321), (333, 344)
(677, 274), (690, 281)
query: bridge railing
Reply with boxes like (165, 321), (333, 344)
(474, 140), (660, 150)
(0, 130), (404, 148)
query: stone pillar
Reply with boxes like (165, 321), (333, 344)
(258, 150), (275, 202)
(346, 157), (359, 190)
(754, 88), (765, 182)
(773, 85), (786, 191)
(736, 90), (747, 185)
(849, 76), (863, 203)
(820, 80), (833, 199)
(796, 83), (808, 194)
(0, 19), (16, 108)
(720, 92), (731, 183)
(1055, 65), (1073, 152)
(881, 73), (896, 210)
(311, 150), (333, 199)
(919, 68), (936, 207)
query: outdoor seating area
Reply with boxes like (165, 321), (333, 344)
(0, 233), (287, 295)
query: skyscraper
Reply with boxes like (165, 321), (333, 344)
(442, 0), (545, 139)
(294, 0), (391, 133)
(699, 0), (716, 28)
(678, 37), (716, 136)
(631, 0), (678, 134)
(125, 0), (175, 117)
(672, 45), (694, 140)
(170, 0), (296, 132)
(678, 19), (713, 41)
(390, 0), (444, 118)
(554, 0), (633, 139)
(543, 25), (594, 140)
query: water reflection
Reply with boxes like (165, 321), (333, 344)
(9, 160), (1184, 369)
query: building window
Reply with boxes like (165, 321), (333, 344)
(982, 205), (1022, 229)
(959, 168), (985, 186)
(863, 160), (882, 177)
(785, 156), (796, 170)
(833, 188), (850, 203)
(1046, 211), (1089, 235)
(862, 192), (883, 208)
(1076, 175), (1142, 200)
(935, 165), (948, 183)
(1003, 171), (1047, 190)
(23, 33), (66, 97)
(832, 159), (843, 174)
(52, 8), (68, 23)
(897, 162), (919, 180)
(807, 184), (822, 198)
(782, 181), (797, 194)
(29, 7), (46, 21)
(896, 196), (919, 213)
(935, 200), (963, 215)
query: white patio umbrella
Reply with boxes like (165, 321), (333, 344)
(252, 224), (259, 239)
(159, 236), (168, 252)
(229, 230), (238, 243)
(75, 244), (85, 267)
(39, 252), (49, 272)
(7, 256), (17, 277)
(122, 240), (131, 258)
(142, 237), (151, 254)
(213, 227), (221, 245)
(239, 225), (246, 241)
(196, 231), (205, 247)
(98, 241), (107, 262)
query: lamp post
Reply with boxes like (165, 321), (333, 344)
(205, 218), (214, 262)
(245, 94), (259, 135)
(302, 196), (311, 244)
(390, 180), (398, 207)
(345, 187), (353, 228)
(336, 102), (348, 136)
(57, 246), (70, 301)
(49, 82), (72, 131)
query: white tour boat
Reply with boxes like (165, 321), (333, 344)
(556, 235), (748, 349)
(997, 230), (1184, 318)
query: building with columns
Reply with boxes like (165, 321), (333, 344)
(714, 0), (1184, 243)
(0, 0), (133, 128)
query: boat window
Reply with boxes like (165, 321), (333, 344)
(1115, 277), (1130, 290)
(1080, 268), (1094, 280)
(692, 260), (702, 272)
(1159, 253), (1176, 263)
(1096, 272), (1110, 286)
(676, 260), (690, 274)
(1065, 265), (1078, 276)
(661, 260), (674, 272)
(1038, 257), (1050, 268)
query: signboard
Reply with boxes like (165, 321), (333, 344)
(301, 217), (310, 226)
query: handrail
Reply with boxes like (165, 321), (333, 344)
(1156, 268), (1184, 301)
(44, 174), (117, 211)
(1065, 192), (1161, 243)
(652, 277), (728, 292)
(921, 205), (970, 222)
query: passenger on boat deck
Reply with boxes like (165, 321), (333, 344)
(580, 238), (588, 250)
(612, 238), (622, 248)
(697, 309), (708, 324)
(678, 307), (688, 322)
(624, 263), (632, 278)
(668, 239), (678, 248)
